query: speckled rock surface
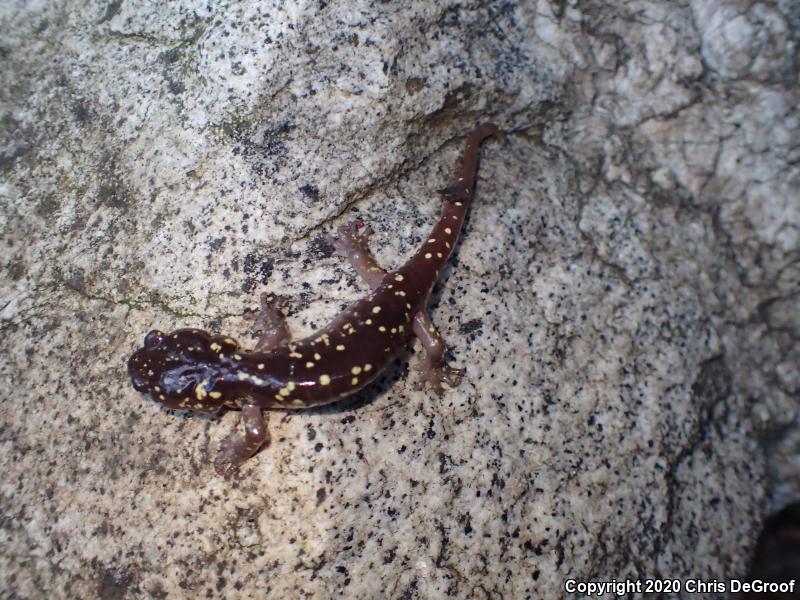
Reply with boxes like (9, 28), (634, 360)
(1, 1), (797, 598)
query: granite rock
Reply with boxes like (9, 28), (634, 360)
(1, 0), (797, 598)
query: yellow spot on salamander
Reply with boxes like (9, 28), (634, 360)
(398, 325), (404, 332)
(351, 377), (359, 386)
(428, 238), (436, 243)
(319, 374), (331, 385)
(444, 227), (452, 234)
(279, 387), (291, 397)
(455, 202), (463, 206)
(406, 303), (412, 309)
(372, 306), (381, 314)
(258, 363), (265, 370)
(429, 325), (435, 333)
(292, 399), (305, 406)
(436, 252), (443, 258)
(209, 391), (222, 399)
(195, 381), (208, 400)
(445, 242), (450, 249)
(365, 319), (373, 325)
(154, 386), (161, 392)
(210, 342), (222, 352)
(238, 372), (250, 381)
(287, 382), (296, 391)
(306, 361), (315, 368)
(314, 352), (321, 360)
(351, 366), (362, 375)
(233, 354), (242, 360)
(364, 363), (373, 372)
(379, 326), (386, 332)
(424, 253), (432, 259)
(394, 274), (404, 281)
(336, 344), (345, 351)
(391, 327), (397, 334)
(224, 338), (236, 345)
(312, 335), (329, 345)
(289, 351), (303, 359)
(395, 290), (406, 296)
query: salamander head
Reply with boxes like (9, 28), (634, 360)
(127, 328), (239, 413)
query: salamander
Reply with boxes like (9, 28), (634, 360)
(128, 123), (498, 477)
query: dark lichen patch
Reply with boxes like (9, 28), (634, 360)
(222, 119), (294, 178)
(97, 0), (123, 24)
(33, 18), (49, 34)
(157, 45), (188, 95)
(459, 318), (483, 335)
(167, 78), (185, 95)
(95, 565), (135, 600)
(331, 31), (360, 48)
(257, 122), (293, 162)
(307, 234), (335, 259)
(71, 98), (93, 123)
(95, 152), (133, 210)
(299, 183), (320, 201)
(0, 112), (18, 133)
(241, 251), (274, 293)
(208, 236), (226, 251)
(218, 117), (252, 144)
(6, 255), (26, 281)
(158, 47), (183, 65)
(35, 194), (60, 219)
(97, 182), (129, 209)
(0, 140), (31, 173)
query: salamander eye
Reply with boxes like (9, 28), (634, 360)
(144, 330), (165, 349)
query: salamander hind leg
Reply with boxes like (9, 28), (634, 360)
(327, 219), (387, 290)
(411, 311), (464, 394)
(214, 403), (270, 479)
(245, 292), (291, 352)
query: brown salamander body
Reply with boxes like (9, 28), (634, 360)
(128, 124), (498, 477)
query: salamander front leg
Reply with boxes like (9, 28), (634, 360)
(245, 292), (291, 352)
(214, 402), (269, 479)
(328, 219), (387, 290)
(411, 311), (464, 394)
